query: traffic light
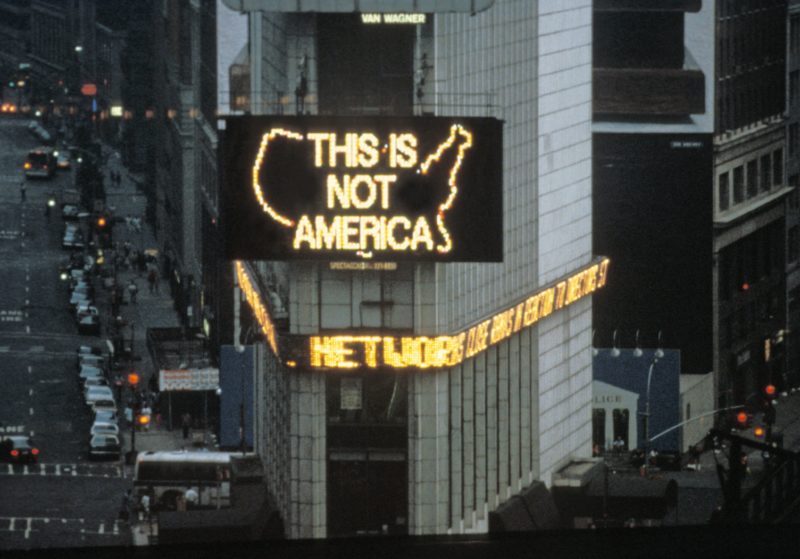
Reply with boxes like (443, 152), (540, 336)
(96, 216), (107, 229)
(127, 372), (140, 386)
(136, 414), (150, 427)
(734, 410), (750, 430)
(764, 384), (776, 398)
(754, 425), (766, 438)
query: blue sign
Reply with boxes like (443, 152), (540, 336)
(593, 348), (681, 452)
(91, 97), (97, 113)
(219, 345), (254, 449)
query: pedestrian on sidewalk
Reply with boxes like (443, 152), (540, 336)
(148, 268), (156, 294)
(119, 489), (132, 523)
(19, 180), (26, 202)
(182, 413), (192, 440)
(128, 279), (138, 304)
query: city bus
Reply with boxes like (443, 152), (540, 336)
(133, 451), (234, 510)
(24, 146), (56, 178)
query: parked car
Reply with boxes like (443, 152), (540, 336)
(93, 408), (118, 424)
(62, 231), (85, 250)
(75, 303), (99, 319)
(88, 434), (121, 461)
(0, 436), (39, 464)
(78, 364), (104, 384)
(69, 291), (92, 311)
(78, 345), (103, 356)
(77, 314), (100, 336)
(78, 352), (105, 370)
(83, 376), (109, 389)
(91, 399), (117, 414)
(90, 421), (120, 438)
(85, 385), (114, 406)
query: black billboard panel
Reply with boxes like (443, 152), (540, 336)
(221, 115), (503, 262)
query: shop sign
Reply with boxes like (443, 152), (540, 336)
(221, 115), (503, 262)
(288, 257), (609, 370)
(159, 368), (219, 391)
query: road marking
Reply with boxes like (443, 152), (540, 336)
(99, 521), (105, 534)
(25, 286), (29, 293)
(113, 521), (119, 535)
(25, 517), (31, 539)
(27, 365), (31, 373)
(29, 407), (34, 415)
(29, 346), (44, 353)
(29, 388), (33, 396)
(0, 347), (8, 352)
(55, 464), (60, 476)
(39, 463), (45, 475)
(26, 325), (30, 333)
(9, 518), (14, 530)
(29, 430), (34, 437)
(23, 465), (28, 475)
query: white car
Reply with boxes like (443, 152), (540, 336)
(85, 385), (114, 406)
(90, 421), (120, 438)
(91, 399), (117, 413)
(83, 377), (109, 389)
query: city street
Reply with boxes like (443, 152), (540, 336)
(0, 115), (130, 549)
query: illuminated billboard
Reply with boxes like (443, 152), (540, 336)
(282, 257), (609, 370)
(221, 115), (503, 261)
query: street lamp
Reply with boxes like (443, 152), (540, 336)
(641, 347), (665, 474)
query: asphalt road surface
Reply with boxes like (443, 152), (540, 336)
(0, 115), (130, 549)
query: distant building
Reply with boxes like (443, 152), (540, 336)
(226, 0), (601, 539)
(593, 0), (790, 414)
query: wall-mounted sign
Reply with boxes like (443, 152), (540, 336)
(361, 13), (427, 24)
(285, 257), (609, 370)
(221, 115), (503, 262)
(159, 368), (220, 391)
(235, 260), (279, 356)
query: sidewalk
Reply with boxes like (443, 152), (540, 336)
(92, 145), (195, 460)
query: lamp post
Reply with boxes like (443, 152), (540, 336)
(641, 349), (664, 474)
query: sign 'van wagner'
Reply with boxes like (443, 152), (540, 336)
(221, 116), (503, 261)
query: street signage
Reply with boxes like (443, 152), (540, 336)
(159, 367), (219, 391)
(80, 83), (97, 96)
(221, 115), (503, 262)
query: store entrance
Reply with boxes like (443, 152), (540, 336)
(327, 453), (407, 536)
(326, 373), (408, 536)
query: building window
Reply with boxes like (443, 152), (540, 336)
(719, 172), (730, 210)
(790, 226), (799, 263)
(747, 160), (758, 199)
(733, 166), (744, 204)
(792, 15), (800, 58)
(791, 124), (799, 157)
(761, 154), (772, 192)
(774, 149), (784, 187)
(791, 71), (800, 107)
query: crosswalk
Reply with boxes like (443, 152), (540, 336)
(0, 516), (124, 539)
(0, 462), (124, 478)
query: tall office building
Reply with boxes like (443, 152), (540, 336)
(593, 0), (791, 431)
(224, 0), (601, 538)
